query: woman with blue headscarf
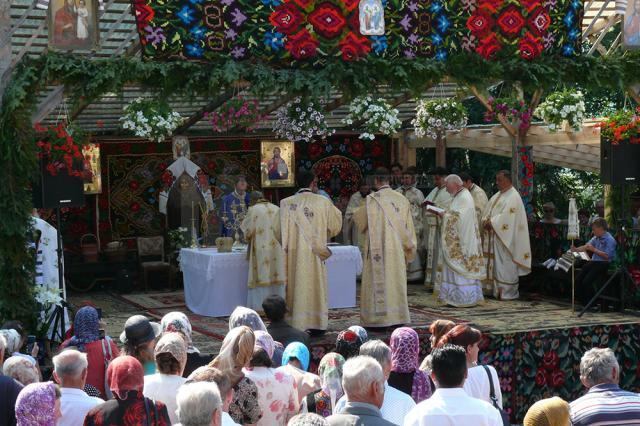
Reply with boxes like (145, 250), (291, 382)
(277, 342), (321, 403)
(61, 306), (119, 398)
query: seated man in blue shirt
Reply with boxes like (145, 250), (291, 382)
(571, 218), (617, 307)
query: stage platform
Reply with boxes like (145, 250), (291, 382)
(71, 283), (640, 423)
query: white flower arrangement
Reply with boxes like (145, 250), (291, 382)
(120, 98), (183, 143)
(34, 285), (62, 308)
(273, 97), (334, 142)
(342, 96), (402, 141)
(412, 98), (468, 139)
(535, 90), (586, 132)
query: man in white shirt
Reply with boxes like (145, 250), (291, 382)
(52, 349), (103, 426)
(335, 340), (416, 424)
(404, 345), (502, 426)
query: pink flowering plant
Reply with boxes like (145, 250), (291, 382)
(484, 98), (534, 131)
(205, 97), (264, 133)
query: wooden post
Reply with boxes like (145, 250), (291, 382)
(435, 134), (446, 168)
(0, 0), (12, 109)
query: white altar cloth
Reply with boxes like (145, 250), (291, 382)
(179, 245), (362, 317)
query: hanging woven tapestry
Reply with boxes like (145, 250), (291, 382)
(131, 0), (582, 64)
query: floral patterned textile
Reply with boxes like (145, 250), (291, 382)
(305, 352), (346, 418)
(389, 327), (432, 403)
(132, 0), (582, 64)
(335, 330), (363, 359)
(161, 311), (200, 354)
(84, 390), (171, 426)
(15, 382), (57, 426)
(243, 367), (299, 425)
(228, 376), (263, 424)
(68, 306), (101, 352)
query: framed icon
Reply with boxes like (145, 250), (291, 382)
(48, 0), (100, 51)
(83, 143), (102, 194)
(260, 140), (295, 188)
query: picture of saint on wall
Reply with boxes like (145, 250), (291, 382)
(48, 0), (99, 50)
(260, 140), (295, 188)
(624, 0), (640, 48)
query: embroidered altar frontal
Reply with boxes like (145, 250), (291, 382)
(132, 0), (583, 64)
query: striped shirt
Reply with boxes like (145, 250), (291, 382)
(570, 383), (640, 426)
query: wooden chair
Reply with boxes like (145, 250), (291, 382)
(137, 236), (173, 291)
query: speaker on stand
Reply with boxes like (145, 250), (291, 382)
(32, 159), (85, 341)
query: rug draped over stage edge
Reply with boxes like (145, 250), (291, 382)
(109, 289), (640, 424)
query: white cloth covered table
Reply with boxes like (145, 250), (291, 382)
(180, 245), (362, 317)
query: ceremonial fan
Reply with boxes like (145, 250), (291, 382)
(567, 197), (579, 313)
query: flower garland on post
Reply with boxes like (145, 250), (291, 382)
(120, 98), (184, 142)
(342, 96), (402, 141)
(535, 90), (586, 132)
(205, 97), (264, 133)
(412, 99), (468, 167)
(273, 97), (333, 142)
(34, 122), (89, 177)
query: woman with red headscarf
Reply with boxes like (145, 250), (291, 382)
(84, 356), (171, 426)
(438, 324), (502, 408)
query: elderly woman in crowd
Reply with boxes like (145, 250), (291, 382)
(243, 330), (298, 425)
(210, 326), (262, 425)
(279, 342), (321, 403)
(15, 382), (62, 426)
(301, 352), (346, 417)
(60, 306), (119, 397)
(84, 356), (170, 425)
(161, 311), (212, 377)
(438, 324), (502, 408)
(143, 332), (188, 424)
(335, 329), (364, 360)
(524, 396), (570, 426)
(120, 315), (162, 376)
(229, 306), (284, 365)
(3, 356), (39, 386)
(388, 327), (432, 403)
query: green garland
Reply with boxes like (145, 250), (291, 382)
(2, 50), (640, 327)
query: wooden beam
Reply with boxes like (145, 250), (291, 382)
(31, 85), (64, 123)
(588, 14), (618, 55)
(1, 0), (39, 47)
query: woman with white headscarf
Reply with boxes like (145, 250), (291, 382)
(229, 306), (284, 365)
(161, 311), (212, 377)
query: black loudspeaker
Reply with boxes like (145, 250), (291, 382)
(600, 138), (640, 185)
(32, 160), (85, 209)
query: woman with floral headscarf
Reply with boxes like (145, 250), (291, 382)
(300, 352), (346, 418)
(15, 382), (62, 426)
(244, 331), (298, 425)
(278, 342), (321, 403)
(161, 311), (212, 377)
(84, 356), (170, 426)
(210, 326), (263, 425)
(388, 327), (432, 403)
(60, 306), (119, 398)
(335, 329), (363, 360)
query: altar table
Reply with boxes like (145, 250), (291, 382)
(179, 245), (362, 317)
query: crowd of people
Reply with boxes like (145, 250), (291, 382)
(2, 299), (640, 426)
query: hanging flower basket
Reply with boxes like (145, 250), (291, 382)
(342, 96), (402, 141)
(599, 108), (640, 145)
(34, 122), (89, 177)
(535, 90), (586, 132)
(205, 97), (264, 133)
(120, 98), (183, 143)
(412, 99), (468, 139)
(273, 97), (333, 143)
(484, 98), (533, 131)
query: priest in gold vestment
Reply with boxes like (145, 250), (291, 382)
(438, 175), (485, 307)
(482, 170), (531, 300)
(397, 167), (425, 281)
(354, 168), (417, 327)
(343, 181), (371, 257)
(461, 172), (488, 234)
(280, 171), (342, 331)
(240, 192), (286, 311)
(423, 167), (452, 294)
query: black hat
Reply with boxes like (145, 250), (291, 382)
(120, 315), (161, 346)
(428, 167), (449, 176)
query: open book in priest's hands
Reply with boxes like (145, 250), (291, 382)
(422, 200), (445, 215)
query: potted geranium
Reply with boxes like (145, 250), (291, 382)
(273, 97), (333, 142)
(535, 90), (586, 132)
(120, 98), (183, 143)
(205, 97), (264, 133)
(34, 122), (89, 177)
(599, 108), (640, 144)
(342, 96), (402, 141)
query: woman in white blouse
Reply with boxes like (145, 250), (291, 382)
(438, 324), (502, 409)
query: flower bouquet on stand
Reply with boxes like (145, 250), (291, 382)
(412, 98), (468, 139)
(342, 96), (402, 140)
(205, 97), (264, 133)
(34, 122), (90, 177)
(273, 97), (334, 142)
(535, 90), (586, 132)
(120, 98), (183, 142)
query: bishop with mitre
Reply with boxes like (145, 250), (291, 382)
(436, 175), (485, 307)
(481, 170), (531, 300)
(240, 192), (285, 311)
(354, 168), (417, 327)
(423, 167), (452, 294)
(280, 171), (342, 332)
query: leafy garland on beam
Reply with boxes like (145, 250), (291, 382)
(1, 50), (640, 327)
